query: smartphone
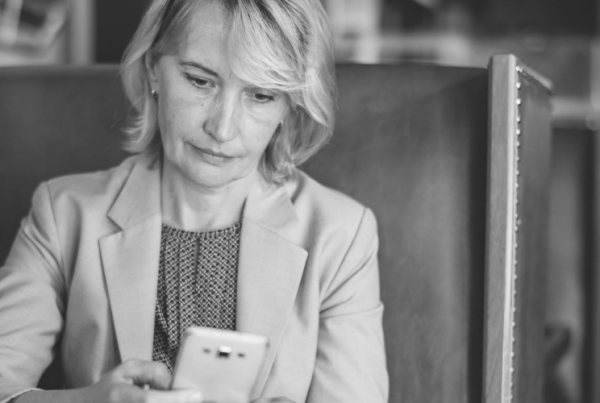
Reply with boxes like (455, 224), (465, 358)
(171, 327), (269, 403)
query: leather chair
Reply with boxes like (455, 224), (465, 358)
(0, 56), (552, 402)
(0, 66), (129, 264)
(304, 56), (552, 403)
(545, 126), (598, 403)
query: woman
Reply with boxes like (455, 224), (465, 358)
(0, 0), (388, 402)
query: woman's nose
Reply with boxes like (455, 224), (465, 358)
(203, 92), (238, 143)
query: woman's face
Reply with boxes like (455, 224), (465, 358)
(147, 2), (288, 190)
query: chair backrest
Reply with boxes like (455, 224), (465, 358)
(304, 63), (490, 402)
(305, 56), (552, 403)
(0, 58), (552, 402)
(0, 66), (129, 264)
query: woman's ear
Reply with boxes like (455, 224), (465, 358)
(145, 51), (160, 91)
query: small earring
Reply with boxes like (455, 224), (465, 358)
(151, 89), (158, 99)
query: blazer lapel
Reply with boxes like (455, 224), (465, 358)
(237, 179), (308, 396)
(99, 159), (309, 388)
(99, 157), (162, 362)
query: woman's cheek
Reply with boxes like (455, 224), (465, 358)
(163, 102), (194, 140)
(245, 109), (284, 136)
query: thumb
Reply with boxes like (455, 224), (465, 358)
(118, 360), (172, 390)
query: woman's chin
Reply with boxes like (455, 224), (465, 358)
(182, 163), (257, 191)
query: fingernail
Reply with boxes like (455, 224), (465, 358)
(187, 391), (203, 402)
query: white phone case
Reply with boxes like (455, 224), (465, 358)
(171, 327), (269, 403)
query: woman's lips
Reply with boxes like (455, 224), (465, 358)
(189, 144), (234, 162)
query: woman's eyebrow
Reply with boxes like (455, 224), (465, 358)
(180, 60), (219, 77)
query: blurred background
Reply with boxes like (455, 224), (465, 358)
(0, 1), (597, 402)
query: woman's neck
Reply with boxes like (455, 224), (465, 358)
(160, 161), (256, 232)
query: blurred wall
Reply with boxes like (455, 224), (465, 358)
(94, 0), (150, 63)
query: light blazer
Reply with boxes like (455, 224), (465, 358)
(0, 155), (388, 403)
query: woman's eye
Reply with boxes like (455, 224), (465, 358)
(187, 75), (211, 88)
(251, 92), (275, 104)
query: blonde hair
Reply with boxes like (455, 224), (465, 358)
(120, 0), (336, 184)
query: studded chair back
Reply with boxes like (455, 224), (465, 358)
(304, 56), (552, 403)
(482, 56), (552, 403)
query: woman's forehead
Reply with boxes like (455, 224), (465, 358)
(172, 0), (304, 92)
(184, 1), (228, 45)
(177, 3), (230, 63)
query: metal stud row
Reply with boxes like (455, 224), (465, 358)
(508, 64), (524, 403)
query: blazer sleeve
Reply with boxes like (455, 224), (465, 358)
(0, 182), (66, 403)
(307, 207), (389, 403)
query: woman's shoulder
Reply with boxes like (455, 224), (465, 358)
(43, 154), (143, 209)
(281, 170), (378, 280)
(286, 169), (371, 228)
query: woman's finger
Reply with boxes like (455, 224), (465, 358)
(117, 385), (203, 403)
(117, 359), (173, 390)
(148, 389), (203, 403)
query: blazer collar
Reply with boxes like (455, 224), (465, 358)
(243, 175), (300, 236)
(237, 176), (308, 397)
(107, 155), (299, 238)
(107, 155), (161, 230)
(101, 157), (308, 398)
(100, 156), (163, 363)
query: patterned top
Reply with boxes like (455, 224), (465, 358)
(152, 223), (242, 373)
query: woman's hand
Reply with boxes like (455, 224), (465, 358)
(82, 359), (203, 403)
(12, 359), (202, 403)
(251, 398), (296, 403)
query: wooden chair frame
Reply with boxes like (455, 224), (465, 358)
(485, 55), (552, 403)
